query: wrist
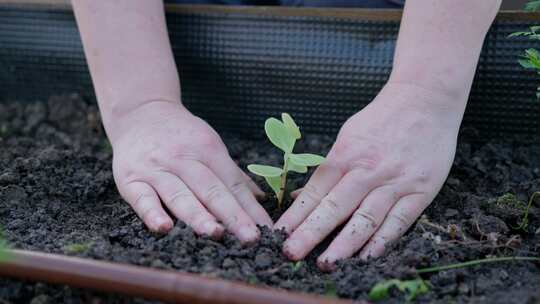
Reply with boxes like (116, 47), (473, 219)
(374, 81), (468, 127)
(387, 65), (474, 104)
(102, 98), (187, 144)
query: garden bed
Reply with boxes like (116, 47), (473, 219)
(0, 94), (539, 303)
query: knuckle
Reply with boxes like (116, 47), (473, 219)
(171, 149), (200, 162)
(389, 211), (413, 228)
(167, 189), (193, 204)
(354, 209), (379, 229)
(349, 156), (382, 172)
(189, 210), (211, 227)
(229, 180), (248, 196)
(204, 184), (227, 204)
(132, 192), (155, 218)
(223, 214), (241, 229)
(321, 195), (343, 221)
(302, 184), (324, 202)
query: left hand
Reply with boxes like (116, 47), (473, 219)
(274, 83), (466, 270)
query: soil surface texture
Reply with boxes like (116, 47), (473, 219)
(0, 95), (539, 303)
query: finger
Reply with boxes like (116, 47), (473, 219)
(317, 186), (399, 271)
(241, 170), (266, 199)
(282, 171), (374, 261)
(275, 161), (344, 234)
(208, 155), (273, 227)
(151, 171), (224, 239)
(359, 193), (428, 260)
(173, 160), (260, 244)
(290, 188), (303, 199)
(119, 181), (173, 233)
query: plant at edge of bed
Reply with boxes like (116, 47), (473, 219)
(0, 231), (11, 262)
(247, 113), (325, 209)
(509, 1), (540, 98)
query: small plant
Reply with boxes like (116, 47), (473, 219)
(63, 241), (94, 254)
(415, 256), (540, 274)
(509, 1), (540, 98)
(0, 231), (11, 262)
(368, 279), (429, 302)
(514, 191), (539, 230)
(291, 261), (303, 272)
(323, 280), (338, 298)
(247, 113), (325, 208)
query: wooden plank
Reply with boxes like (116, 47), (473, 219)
(0, 0), (539, 22)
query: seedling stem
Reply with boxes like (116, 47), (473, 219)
(247, 113), (325, 209)
(416, 256), (540, 274)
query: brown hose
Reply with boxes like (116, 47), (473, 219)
(0, 249), (361, 304)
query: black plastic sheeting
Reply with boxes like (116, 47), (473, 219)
(0, 5), (539, 138)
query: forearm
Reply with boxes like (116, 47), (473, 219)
(389, 0), (502, 103)
(72, 0), (180, 140)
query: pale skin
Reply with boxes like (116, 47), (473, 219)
(73, 0), (502, 270)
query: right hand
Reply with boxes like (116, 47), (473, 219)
(108, 100), (272, 243)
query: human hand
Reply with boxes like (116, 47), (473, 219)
(109, 100), (272, 243)
(275, 83), (466, 270)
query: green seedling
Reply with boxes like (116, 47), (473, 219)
(525, 0), (540, 11)
(513, 191), (539, 230)
(510, 1), (540, 98)
(368, 279), (429, 302)
(63, 241), (94, 254)
(416, 256), (540, 274)
(291, 261), (303, 272)
(247, 113), (325, 208)
(323, 280), (338, 298)
(0, 231), (11, 262)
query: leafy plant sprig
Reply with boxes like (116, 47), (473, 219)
(509, 1), (540, 98)
(525, 0), (540, 11)
(369, 256), (540, 302)
(368, 279), (429, 302)
(513, 191), (539, 230)
(0, 231), (11, 263)
(247, 113), (325, 208)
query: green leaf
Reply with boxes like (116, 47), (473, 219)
(531, 26), (540, 33)
(288, 161), (308, 173)
(265, 118), (295, 153)
(281, 113), (301, 140)
(0, 239), (10, 263)
(291, 261), (303, 272)
(289, 153), (325, 167)
(525, 48), (540, 59)
(525, 0), (540, 11)
(323, 281), (338, 298)
(508, 31), (531, 38)
(399, 279), (429, 301)
(247, 164), (283, 177)
(368, 280), (399, 301)
(369, 279), (429, 302)
(519, 58), (535, 68)
(265, 176), (281, 196)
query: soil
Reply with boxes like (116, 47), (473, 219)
(0, 94), (539, 304)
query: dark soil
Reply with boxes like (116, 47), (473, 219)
(1, 94), (539, 304)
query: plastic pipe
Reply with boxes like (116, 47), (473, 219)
(0, 249), (360, 304)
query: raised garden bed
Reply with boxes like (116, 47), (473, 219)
(0, 95), (539, 303)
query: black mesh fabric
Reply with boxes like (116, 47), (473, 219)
(0, 5), (539, 138)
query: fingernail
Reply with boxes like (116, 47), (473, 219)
(154, 216), (173, 233)
(283, 239), (302, 260)
(238, 226), (259, 244)
(317, 257), (336, 272)
(202, 221), (225, 240)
